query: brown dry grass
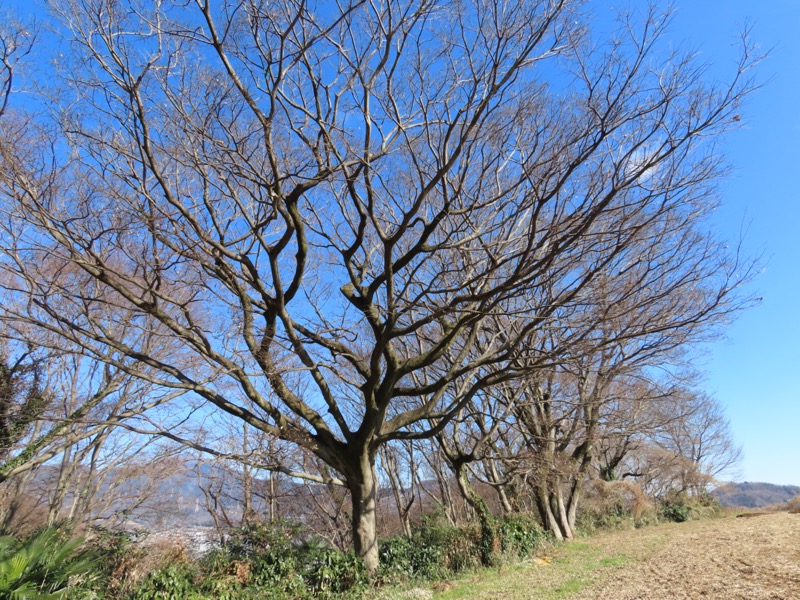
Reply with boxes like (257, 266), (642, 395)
(571, 511), (800, 599)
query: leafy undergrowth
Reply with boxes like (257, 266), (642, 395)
(422, 493), (722, 600)
(0, 524), (100, 599)
(94, 513), (550, 599)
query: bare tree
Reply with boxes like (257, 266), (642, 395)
(0, 0), (757, 570)
(378, 440), (419, 538)
(0, 319), (185, 484)
(0, 9), (34, 118)
(645, 388), (742, 495)
(593, 377), (672, 483)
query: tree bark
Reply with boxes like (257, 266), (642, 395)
(555, 484), (574, 539)
(348, 451), (379, 575)
(535, 483), (562, 541)
(454, 462), (499, 567)
(534, 481), (578, 540)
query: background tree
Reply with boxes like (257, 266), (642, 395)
(631, 388), (743, 496)
(0, 9), (33, 118)
(0, 0), (757, 571)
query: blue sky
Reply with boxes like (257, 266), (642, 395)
(661, 1), (800, 485)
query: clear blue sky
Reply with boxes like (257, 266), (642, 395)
(662, 1), (800, 486)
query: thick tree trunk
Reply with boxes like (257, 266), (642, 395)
(455, 463), (499, 567)
(554, 484), (574, 539)
(348, 452), (379, 575)
(535, 483), (562, 541)
(535, 482), (576, 540)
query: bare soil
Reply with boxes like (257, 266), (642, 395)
(571, 511), (800, 599)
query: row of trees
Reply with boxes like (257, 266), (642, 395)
(0, 0), (756, 572)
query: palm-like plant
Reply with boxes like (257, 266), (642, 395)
(0, 525), (99, 599)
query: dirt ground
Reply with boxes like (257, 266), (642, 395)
(571, 511), (800, 599)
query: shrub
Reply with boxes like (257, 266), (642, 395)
(0, 524), (99, 599)
(299, 540), (366, 597)
(134, 563), (198, 600)
(224, 520), (302, 558)
(660, 500), (691, 523)
(378, 514), (483, 582)
(659, 490), (722, 523)
(379, 512), (550, 583)
(196, 522), (367, 599)
(498, 513), (548, 558)
(413, 515), (480, 576)
(578, 480), (658, 533)
(86, 526), (147, 597)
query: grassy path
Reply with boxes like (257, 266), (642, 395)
(408, 512), (800, 599)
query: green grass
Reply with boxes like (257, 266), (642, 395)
(369, 521), (691, 600)
(423, 538), (637, 599)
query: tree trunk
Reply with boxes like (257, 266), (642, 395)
(534, 481), (577, 540)
(455, 463), (499, 567)
(382, 446), (413, 538)
(348, 452), (379, 575)
(268, 472), (276, 523)
(535, 483), (562, 541)
(554, 484), (574, 539)
(486, 459), (514, 514)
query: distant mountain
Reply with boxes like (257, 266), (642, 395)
(712, 482), (800, 508)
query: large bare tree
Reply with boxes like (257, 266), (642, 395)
(0, 0), (757, 570)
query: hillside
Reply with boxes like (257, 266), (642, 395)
(712, 482), (800, 508)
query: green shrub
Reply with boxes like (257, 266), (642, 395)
(379, 512), (551, 583)
(660, 500), (691, 523)
(378, 515), (483, 582)
(197, 522), (367, 599)
(498, 513), (548, 558)
(414, 515), (480, 576)
(0, 524), (99, 599)
(134, 563), (197, 600)
(659, 490), (721, 523)
(377, 534), (413, 577)
(299, 540), (366, 597)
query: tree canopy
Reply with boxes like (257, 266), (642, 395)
(0, 0), (757, 571)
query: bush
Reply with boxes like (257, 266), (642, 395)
(660, 500), (691, 523)
(498, 513), (548, 558)
(299, 540), (367, 597)
(0, 524), (99, 599)
(86, 526), (147, 597)
(578, 480), (659, 533)
(134, 563), (198, 600)
(223, 520), (302, 558)
(378, 514), (484, 582)
(659, 490), (721, 523)
(196, 522), (367, 599)
(379, 512), (549, 583)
